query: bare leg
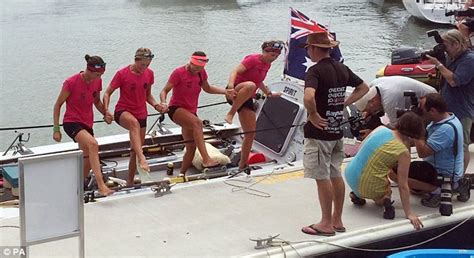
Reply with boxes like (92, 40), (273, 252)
(76, 131), (114, 196)
(237, 108), (256, 169)
(128, 151), (137, 185)
(172, 108), (218, 168)
(331, 176), (345, 230)
(225, 82), (256, 124)
(82, 155), (91, 179)
(118, 112), (149, 183)
(389, 170), (437, 193)
(312, 179), (335, 233)
(180, 127), (196, 174)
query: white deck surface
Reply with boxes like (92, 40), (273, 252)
(1, 164), (473, 258)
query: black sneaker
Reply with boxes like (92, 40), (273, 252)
(456, 177), (471, 202)
(421, 193), (440, 208)
(383, 198), (395, 220)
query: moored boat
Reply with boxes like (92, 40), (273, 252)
(402, 0), (466, 24)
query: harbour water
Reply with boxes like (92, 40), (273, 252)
(0, 0), (452, 150)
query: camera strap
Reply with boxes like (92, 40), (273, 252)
(430, 117), (459, 182)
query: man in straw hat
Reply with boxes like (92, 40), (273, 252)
(301, 31), (369, 236)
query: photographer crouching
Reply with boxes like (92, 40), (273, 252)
(389, 93), (470, 215)
(353, 76), (436, 139)
(424, 29), (474, 173)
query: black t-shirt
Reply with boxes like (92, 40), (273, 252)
(304, 58), (364, 140)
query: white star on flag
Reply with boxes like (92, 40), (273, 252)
(302, 56), (316, 72)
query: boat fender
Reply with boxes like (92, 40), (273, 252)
(248, 152), (266, 165)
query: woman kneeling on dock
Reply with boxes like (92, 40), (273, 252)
(344, 112), (424, 230)
(103, 48), (161, 185)
(157, 51), (233, 175)
(53, 55), (114, 196)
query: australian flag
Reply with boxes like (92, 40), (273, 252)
(284, 8), (344, 81)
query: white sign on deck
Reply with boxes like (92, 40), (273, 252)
(19, 150), (84, 258)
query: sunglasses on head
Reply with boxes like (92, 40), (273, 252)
(193, 58), (209, 63)
(265, 42), (284, 50)
(89, 63), (106, 69)
(136, 53), (154, 59)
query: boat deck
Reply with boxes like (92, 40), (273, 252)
(1, 160), (473, 257)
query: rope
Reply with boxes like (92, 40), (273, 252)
(0, 101), (229, 131)
(223, 169), (277, 198)
(145, 122), (305, 149)
(261, 214), (473, 256)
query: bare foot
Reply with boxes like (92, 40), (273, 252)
(138, 158), (150, 172)
(225, 113), (234, 124)
(202, 159), (219, 168)
(332, 217), (344, 229)
(98, 186), (115, 197)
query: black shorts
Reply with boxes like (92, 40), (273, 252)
(226, 97), (255, 112)
(226, 85), (255, 112)
(114, 110), (147, 128)
(168, 106), (197, 122)
(63, 122), (94, 142)
(397, 161), (439, 186)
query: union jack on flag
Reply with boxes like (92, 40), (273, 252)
(284, 7), (343, 81)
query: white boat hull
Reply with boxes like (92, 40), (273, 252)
(402, 0), (465, 24)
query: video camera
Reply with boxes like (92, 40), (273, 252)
(420, 30), (446, 63)
(396, 90), (421, 118)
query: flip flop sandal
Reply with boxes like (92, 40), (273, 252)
(333, 226), (346, 233)
(301, 224), (335, 236)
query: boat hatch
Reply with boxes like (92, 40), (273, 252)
(254, 96), (304, 155)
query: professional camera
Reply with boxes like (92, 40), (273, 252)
(445, 7), (474, 18)
(420, 30), (446, 64)
(438, 175), (453, 216)
(396, 91), (421, 118)
(344, 111), (384, 139)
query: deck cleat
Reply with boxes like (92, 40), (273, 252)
(249, 234), (280, 249)
(151, 181), (174, 198)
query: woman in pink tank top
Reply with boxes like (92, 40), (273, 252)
(53, 55), (114, 196)
(225, 41), (284, 171)
(158, 51), (233, 175)
(103, 48), (161, 185)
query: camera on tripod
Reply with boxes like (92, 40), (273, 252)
(420, 30), (446, 63)
(396, 91), (420, 118)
